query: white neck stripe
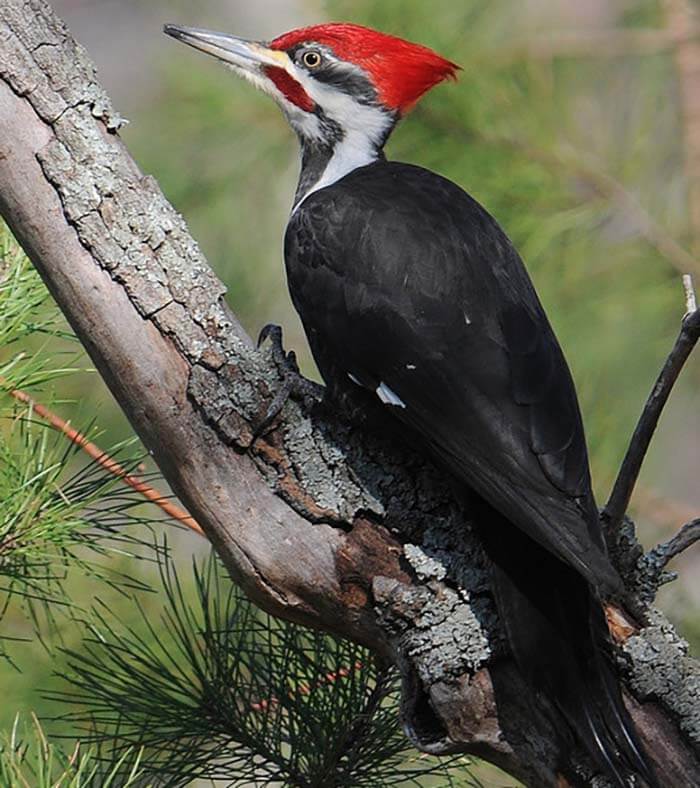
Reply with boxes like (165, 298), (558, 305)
(278, 62), (394, 213)
(292, 141), (379, 213)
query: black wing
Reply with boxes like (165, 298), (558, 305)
(285, 161), (618, 592)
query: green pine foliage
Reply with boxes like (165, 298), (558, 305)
(0, 224), (85, 637)
(0, 224), (154, 778)
(0, 223), (154, 649)
(50, 548), (479, 787)
(0, 715), (144, 788)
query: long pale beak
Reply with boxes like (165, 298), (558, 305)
(163, 24), (287, 71)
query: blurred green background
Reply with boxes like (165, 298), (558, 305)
(2, 0), (699, 785)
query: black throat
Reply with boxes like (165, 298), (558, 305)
(294, 139), (335, 207)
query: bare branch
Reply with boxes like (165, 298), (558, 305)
(651, 518), (700, 568)
(604, 276), (700, 533)
(630, 518), (700, 608)
(684, 273), (698, 314)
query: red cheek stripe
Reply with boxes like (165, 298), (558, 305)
(265, 67), (315, 112)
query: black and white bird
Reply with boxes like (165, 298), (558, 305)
(164, 21), (657, 787)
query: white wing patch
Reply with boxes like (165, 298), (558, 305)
(376, 382), (406, 408)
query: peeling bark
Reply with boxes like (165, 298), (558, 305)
(0, 2), (698, 785)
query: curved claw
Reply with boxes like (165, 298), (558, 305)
(257, 322), (282, 349)
(257, 322), (298, 374)
(285, 349), (300, 375)
(253, 376), (296, 440)
(252, 322), (322, 438)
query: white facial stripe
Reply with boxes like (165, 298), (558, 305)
(224, 63), (281, 100)
(287, 109), (324, 140)
(237, 55), (392, 211)
(224, 62), (323, 139)
(291, 62), (389, 144)
(290, 65), (392, 210)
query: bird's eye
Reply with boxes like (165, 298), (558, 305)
(301, 50), (322, 69)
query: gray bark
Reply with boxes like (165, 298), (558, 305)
(0, 1), (698, 785)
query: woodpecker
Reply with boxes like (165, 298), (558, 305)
(164, 22), (658, 787)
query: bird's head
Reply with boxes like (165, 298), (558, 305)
(163, 22), (458, 153)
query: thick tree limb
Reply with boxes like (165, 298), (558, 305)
(0, 2), (698, 785)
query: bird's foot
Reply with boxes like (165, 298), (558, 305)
(255, 324), (323, 437)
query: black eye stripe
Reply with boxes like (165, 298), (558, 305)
(285, 45), (380, 106)
(312, 68), (379, 105)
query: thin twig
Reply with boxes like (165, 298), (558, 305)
(249, 660), (365, 712)
(635, 518), (700, 602)
(651, 518), (700, 567)
(3, 385), (205, 537)
(684, 273), (698, 313)
(603, 276), (700, 533)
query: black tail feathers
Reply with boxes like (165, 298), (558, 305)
(477, 519), (659, 787)
(578, 602), (658, 787)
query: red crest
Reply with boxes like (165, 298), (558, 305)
(270, 23), (459, 113)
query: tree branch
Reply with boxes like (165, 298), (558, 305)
(653, 518), (700, 566)
(629, 518), (700, 607)
(603, 276), (700, 533)
(0, 2), (698, 785)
